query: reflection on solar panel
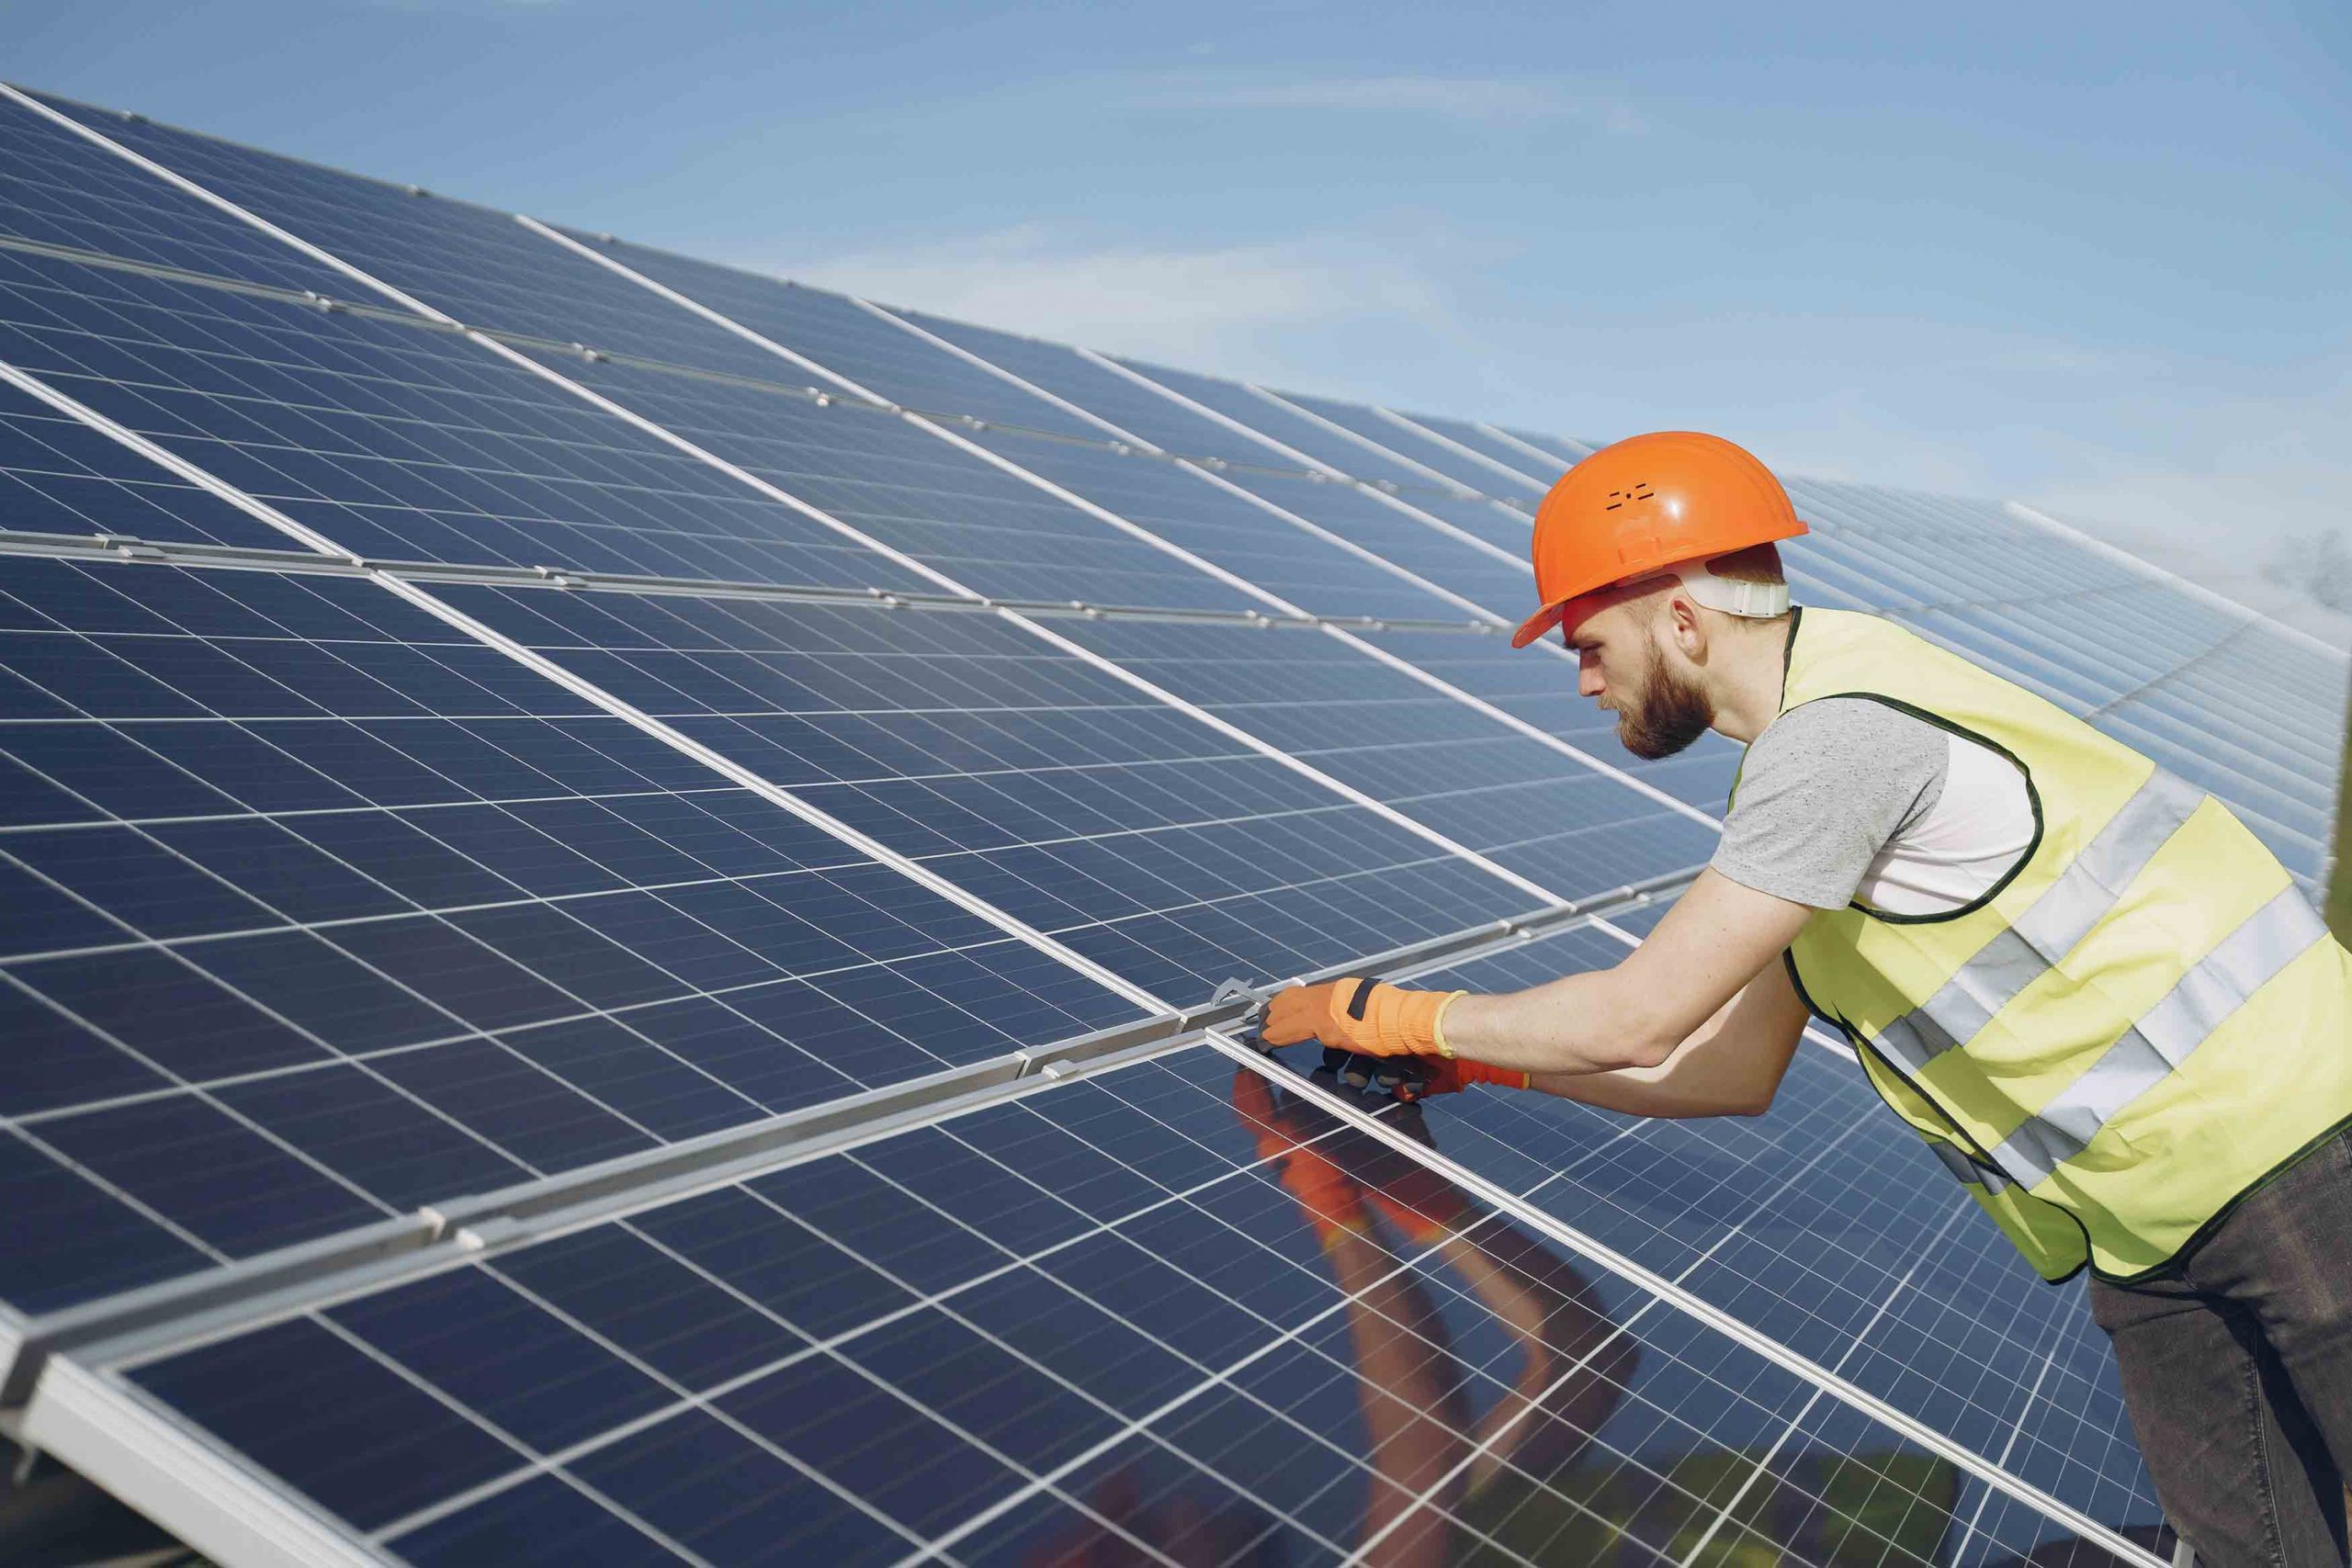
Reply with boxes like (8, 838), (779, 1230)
(0, 77), (2333, 1568)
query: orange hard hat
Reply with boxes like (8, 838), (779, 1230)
(1509, 431), (1809, 648)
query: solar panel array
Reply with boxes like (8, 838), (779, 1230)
(2, 81), (2340, 1567)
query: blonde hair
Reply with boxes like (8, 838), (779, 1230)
(1706, 542), (1785, 586)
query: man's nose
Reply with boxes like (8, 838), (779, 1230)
(1577, 652), (1603, 698)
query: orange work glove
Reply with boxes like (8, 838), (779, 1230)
(1261, 977), (1468, 1059)
(1377, 1055), (1532, 1102)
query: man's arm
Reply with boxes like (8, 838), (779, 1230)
(1438, 869), (1814, 1074)
(1261, 869), (1815, 1077)
(1526, 954), (1810, 1118)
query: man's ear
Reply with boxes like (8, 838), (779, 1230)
(1663, 591), (1708, 660)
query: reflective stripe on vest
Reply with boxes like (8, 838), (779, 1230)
(1992, 885), (2329, 1186)
(1871, 768), (2208, 1077)
(1928, 1138), (2012, 1194)
(1765, 607), (2352, 1281)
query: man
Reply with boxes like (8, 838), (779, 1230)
(1261, 431), (2352, 1567)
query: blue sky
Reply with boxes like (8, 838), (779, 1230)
(16, 0), (2350, 549)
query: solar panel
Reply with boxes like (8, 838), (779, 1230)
(1376, 486), (1544, 558)
(0, 551), (1143, 1317)
(484, 350), (1267, 615)
(544, 230), (1118, 446)
(0, 246), (933, 588)
(0, 372), (294, 549)
(1, 80), (2306, 1568)
(1045, 615), (1723, 894)
(429, 581), (1649, 997)
(1375, 409), (1563, 494)
(1263, 386), (1542, 499)
(1492, 423), (1602, 468)
(0, 92), (351, 297)
(1207, 467), (1541, 616)
(885, 307), (1289, 467)
(1112, 357), (1460, 496)
(40, 1046), (2148, 1567)
(474, 243), (1547, 635)
(17, 90), (796, 384)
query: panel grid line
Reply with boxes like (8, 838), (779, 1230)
(834, 288), (1526, 626)
(0, 85), (2199, 1568)
(500, 220), (1720, 838)
(1373, 406), (1552, 493)
(328, 1083), (1615, 1556)
(1668, 1201), (1973, 1565)
(1338, 1078), (1894, 1565)
(1, 350), (1167, 1015)
(1209, 1032), (2170, 1567)
(6, 118), (1677, 974)
(1246, 381), (1481, 498)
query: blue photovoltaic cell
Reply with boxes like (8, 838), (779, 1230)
(0, 92), (353, 298)
(29, 91), (802, 385)
(1386, 409), (1565, 492)
(1338, 625), (1744, 811)
(1219, 465), (1539, 618)
(0, 373), (292, 550)
(547, 230), (1118, 446)
(1266, 387), (1530, 498)
(1495, 424), (1600, 468)
(508, 346), (1263, 614)
(958, 426), (1477, 623)
(1116, 359), (1454, 496)
(427, 581), (1541, 1003)
(0, 246), (931, 590)
(1300, 919), (2164, 1540)
(104, 1045), (2139, 1566)
(0, 554), (1137, 1315)
(1052, 616), (1724, 894)
(1396, 486), (1544, 558)
(889, 304), (1287, 465)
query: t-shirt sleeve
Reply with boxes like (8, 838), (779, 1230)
(1711, 698), (1949, 910)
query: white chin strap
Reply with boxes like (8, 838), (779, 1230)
(1664, 558), (1790, 618)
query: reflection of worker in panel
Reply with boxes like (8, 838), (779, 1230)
(1231, 1066), (1635, 1564)
(1025, 1068), (1639, 1565)
(1261, 434), (2352, 1567)
(1234, 1069), (1965, 1564)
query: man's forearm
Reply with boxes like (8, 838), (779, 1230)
(1441, 971), (1680, 1076)
(1498, 981), (1797, 1119)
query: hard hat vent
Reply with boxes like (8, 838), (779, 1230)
(1602, 483), (1656, 511)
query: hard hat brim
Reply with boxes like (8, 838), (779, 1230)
(1510, 513), (1814, 651)
(1510, 601), (1569, 649)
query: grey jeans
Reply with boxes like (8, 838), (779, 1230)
(2089, 1127), (2352, 1568)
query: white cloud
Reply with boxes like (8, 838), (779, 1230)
(1134, 73), (1647, 132)
(771, 226), (1455, 376)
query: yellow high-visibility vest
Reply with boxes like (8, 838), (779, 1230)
(1739, 608), (2352, 1281)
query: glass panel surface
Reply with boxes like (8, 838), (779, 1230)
(435, 582), (1552, 1003)
(109, 1047), (2144, 1565)
(0, 244), (925, 589)
(0, 555), (1135, 1314)
(0, 92), (353, 295)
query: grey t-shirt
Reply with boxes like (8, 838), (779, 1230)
(1713, 698), (1951, 911)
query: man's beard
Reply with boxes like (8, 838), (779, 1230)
(1614, 644), (1713, 760)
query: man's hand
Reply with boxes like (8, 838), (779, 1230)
(1378, 1055), (1532, 1103)
(1261, 977), (1467, 1058)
